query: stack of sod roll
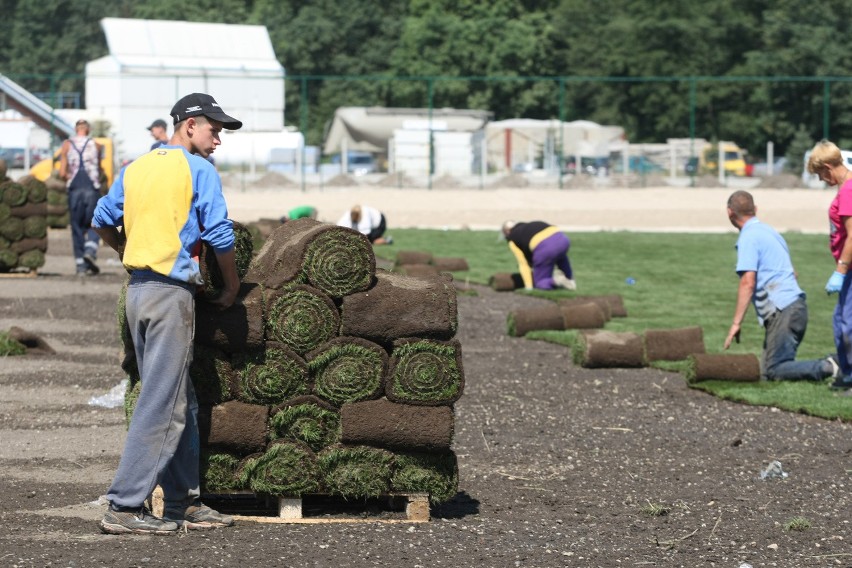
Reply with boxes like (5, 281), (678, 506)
(123, 218), (462, 504)
(393, 249), (470, 278)
(0, 176), (48, 272)
(44, 172), (70, 229)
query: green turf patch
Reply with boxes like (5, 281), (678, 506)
(241, 441), (320, 496)
(0, 181), (26, 207)
(0, 331), (27, 356)
(201, 451), (246, 492)
(302, 228), (374, 298)
(236, 345), (309, 405)
(318, 446), (394, 498)
(269, 403), (341, 452)
(17, 249), (44, 269)
(387, 339), (463, 405)
(391, 451), (459, 504)
(309, 340), (386, 407)
(265, 286), (339, 355)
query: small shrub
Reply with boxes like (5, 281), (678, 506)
(640, 501), (669, 517)
(784, 517), (811, 531)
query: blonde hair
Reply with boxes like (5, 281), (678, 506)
(807, 140), (843, 174)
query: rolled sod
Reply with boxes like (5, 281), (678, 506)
(10, 203), (48, 219)
(241, 440), (321, 496)
(19, 175), (47, 204)
(600, 294), (628, 317)
(269, 395), (341, 451)
(644, 326), (706, 362)
(201, 451), (246, 492)
(0, 249), (18, 270)
(10, 237), (47, 254)
(507, 305), (564, 337)
(391, 451), (459, 504)
(386, 338), (464, 406)
(489, 272), (525, 291)
(233, 342), (310, 405)
(306, 336), (387, 407)
(195, 282), (266, 354)
(395, 250), (434, 265)
(341, 398), (454, 451)
(198, 220), (254, 297)
(199, 400), (269, 454)
(47, 211), (69, 229)
(572, 330), (646, 368)
(0, 181), (26, 207)
(46, 188), (67, 206)
(189, 343), (236, 405)
(265, 285), (340, 355)
(7, 326), (54, 354)
(558, 296), (612, 321)
(317, 445), (394, 498)
(22, 215), (47, 239)
(0, 203), (9, 222)
(340, 271), (458, 346)
(397, 263), (440, 277)
(0, 216), (24, 241)
(17, 249), (44, 270)
(432, 257), (469, 271)
(560, 302), (607, 330)
(124, 379), (141, 427)
(685, 353), (761, 383)
(247, 218), (375, 298)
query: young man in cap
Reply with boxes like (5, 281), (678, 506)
(59, 118), (103, 275)
(147, 118), (169, 150)
(92, 93), (242, 535)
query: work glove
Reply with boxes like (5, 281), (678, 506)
(826, 271), (845, 294)
(563, 279), (577, 291)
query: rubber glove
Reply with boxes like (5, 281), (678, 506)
(826, 271), (845, 294)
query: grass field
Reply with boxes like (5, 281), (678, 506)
(374, 228), (852, 421)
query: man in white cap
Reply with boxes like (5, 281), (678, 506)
(92, 93), (242, 535)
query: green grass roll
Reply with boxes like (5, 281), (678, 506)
(265, 285), (340, 355)
(190, 344), (236, 405)
(318, 445), (394, 498)
(386, 338), (464, 406)
(391, 451), (459, 504)
(0, 181), (26, 207)
(17, 249), (44, 269)
(234, 342), (310, 405)
(269, 395), (341, 452)
(307, 336), (387, 407)
(22, 216), (47, 239)
(201, 451), (246, 492)
(19, 175), (47, 204)
(0, 216), (23, 241)
(242, 441), (321, 496)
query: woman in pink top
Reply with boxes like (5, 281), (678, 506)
(807, 140), (852, 390)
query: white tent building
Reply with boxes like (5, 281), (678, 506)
(85, 17), (287, 163)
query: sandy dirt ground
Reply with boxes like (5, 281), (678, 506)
(221, 183), (836, 234)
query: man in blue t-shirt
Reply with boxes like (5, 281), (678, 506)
(724, 190), (837, 381)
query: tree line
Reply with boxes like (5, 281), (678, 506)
(2, 0), (852, 164)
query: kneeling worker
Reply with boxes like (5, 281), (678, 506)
(502, 220), (575, 290)
(723, 190), (838, 381)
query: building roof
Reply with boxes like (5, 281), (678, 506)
(0, 74), (75, 139)
(93, 17), (284, 75)
(323, 107), (493, 154)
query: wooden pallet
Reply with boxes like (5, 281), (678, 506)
(0, 268), (37, 278)
(205, 491), (430, 524)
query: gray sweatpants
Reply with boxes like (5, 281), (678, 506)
(106, 271), (201, 510)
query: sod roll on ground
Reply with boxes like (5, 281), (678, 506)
(685, 353), (761, 383)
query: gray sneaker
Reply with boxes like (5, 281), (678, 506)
(83, 253), (100, 275)
(100, 505), (178, 535)
(163, 501), (234, 530)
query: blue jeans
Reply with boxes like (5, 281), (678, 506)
(68, 187), (100, 265)
(106, 271), (201, 510)
(833, 271), (852, 378)
(763, 296), (826, 381)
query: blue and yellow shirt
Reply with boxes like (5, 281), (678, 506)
(92, 146), (234, 286)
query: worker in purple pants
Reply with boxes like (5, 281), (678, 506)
(502, 220), (575, 290)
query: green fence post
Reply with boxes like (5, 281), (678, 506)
(689, 77), (696, 187)
(558, 77), (565, 190)
(300, 75), (308, 192)
(824, 80), (831, 141)
(428, 77), (434, 190)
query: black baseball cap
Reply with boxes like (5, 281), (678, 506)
(169, 93), (243, 130)
(147, 118), (167, 131)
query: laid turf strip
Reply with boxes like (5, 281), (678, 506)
(386, 338), (464, 406)
(242, 441), (321, 496)
(340, 271), (458, 345)
(573, 330), (646, 368)
(318, 445), (394, 498)
(432, 257), (469, 271)
(507, 306), (565, 337)
(269, 395), (341, 451)
(560, 302), (607, 329)
(558, 296), (612, 321)
(265, 285), (340, 355)
(686, 353), (761, 383)
(489, 272), (525, 291)
(391, 451), (459, 504)
(233, 342), (310, 405)
(307, 336), (387, 407)
(201, 451), (246, 492)
(195, 282), (266, 354)
(395, 250), (434, 265)
(644, 326), (706, 362)
(199, 400), (269, 454)
(341, 398), (455, 451)
(247, 218), (375, 298)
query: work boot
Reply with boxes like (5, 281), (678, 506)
(100, 504), (178, 535)
(83, 253), (100, 275)
(163, 501), (234, 530)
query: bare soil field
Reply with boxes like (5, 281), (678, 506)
(1, 190), (850, 568)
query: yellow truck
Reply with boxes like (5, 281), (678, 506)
(29, 137), (117, 189)
(701, 141), (747, 177)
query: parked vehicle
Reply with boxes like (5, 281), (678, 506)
(701, 142), (747, 176)
(330, 151), (378, 176)
(613, 155), (665, 174)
